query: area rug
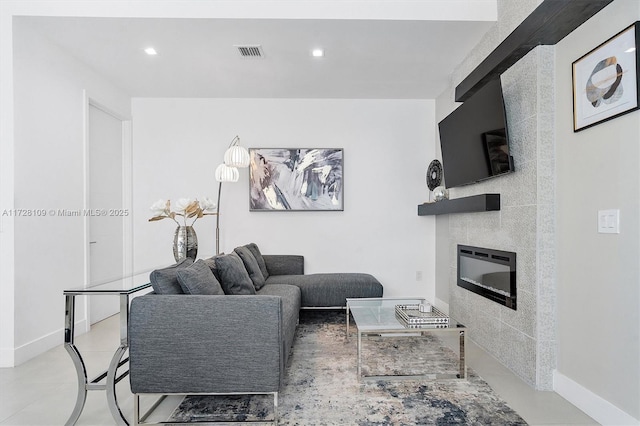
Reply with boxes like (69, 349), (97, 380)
(169, 310), (527, 425)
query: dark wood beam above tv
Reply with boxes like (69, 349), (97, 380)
(455, 0), (614, 102)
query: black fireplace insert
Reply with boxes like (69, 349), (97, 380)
(457, 245), (516, 310)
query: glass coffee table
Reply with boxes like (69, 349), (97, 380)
(346, 297), (466, 381)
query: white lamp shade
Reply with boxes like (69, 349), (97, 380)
(224, 145), (250, 168)
(215, 163), (239, 182)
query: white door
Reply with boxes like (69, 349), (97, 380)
(88, 103), (124, 325)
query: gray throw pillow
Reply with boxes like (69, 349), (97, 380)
(176, 259), (225, 295)
(234, 246), (266, 290)
(215, 252), (256, 295)
(245, 242), (269, 279)
(202, 254), (224, 282)
(149, 258), (193, 294)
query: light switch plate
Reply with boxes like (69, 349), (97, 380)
(598, 209), (620, 234)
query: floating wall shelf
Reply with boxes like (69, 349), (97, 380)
(418, 194), (500, 216)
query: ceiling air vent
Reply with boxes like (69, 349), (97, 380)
(235, 45), (264, 58)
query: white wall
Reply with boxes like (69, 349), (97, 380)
(554, 1), (640, 423)
(0, 2), (17, 367)
(132, 98), (436, 298)
(6, 20), (131, 365)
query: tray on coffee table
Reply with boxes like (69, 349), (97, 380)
(395, 304), (450, 328)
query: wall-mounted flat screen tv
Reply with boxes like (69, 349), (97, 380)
(438, 78), (514, 188)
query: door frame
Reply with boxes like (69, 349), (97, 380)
(82, 91), (133, 331)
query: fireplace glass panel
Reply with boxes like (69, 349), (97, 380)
(459, 256), (511, 297)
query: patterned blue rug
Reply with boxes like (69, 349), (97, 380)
(169, 310), (527, 425)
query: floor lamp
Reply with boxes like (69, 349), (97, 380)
(214, 135), (250, 254)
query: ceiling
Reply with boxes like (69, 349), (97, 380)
(17, 6), (496, 99)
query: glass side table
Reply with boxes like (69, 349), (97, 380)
(63, 282), (151, 426)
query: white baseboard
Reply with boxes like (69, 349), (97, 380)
(554, 370), (640, 426)
(12, 318), (87, 366)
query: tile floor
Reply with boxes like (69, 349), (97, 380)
(0, 314), (599, 425)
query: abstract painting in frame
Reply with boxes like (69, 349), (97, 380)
(572, 22), (640, 132)
(249, 148), (343, 211)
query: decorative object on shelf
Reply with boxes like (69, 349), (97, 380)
(426, 159), (443, 190)
(572, 21), (639, 132)
(149, 198), (217, 261)
(249, 148), (343, 211)
(433, 186), (449, 201)
(215, 135), (250, 254)
(426, 159), (443, 201)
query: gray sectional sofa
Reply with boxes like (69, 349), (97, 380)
(128, 243), (382, 425)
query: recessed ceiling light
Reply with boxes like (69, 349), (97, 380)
(625, 47), (636, 53)
(144, 47), (158, 56)
(311, 48), (324, 58)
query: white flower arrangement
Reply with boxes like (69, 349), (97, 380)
(149, 197), (217, 226)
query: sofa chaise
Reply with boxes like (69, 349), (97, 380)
(128, 243), (383, 425)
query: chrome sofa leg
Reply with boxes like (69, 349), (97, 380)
(273, 392), (278, 425)
(133, 394), (140, 426)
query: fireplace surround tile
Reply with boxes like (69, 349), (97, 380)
(466, 211), (501, 244)
(538, 113), (556, 160)
(503, 113), (538, 165)
(537, 204), (555, 251)
(537, 284), (556, 342)
(503, 289), (536, 337)
(501, 325), (537, 387)
(537, 249), (556, 287)
(537, 159), (556, 206)
(536, 339), (556, 390)
(537, 46), (556, 106)
(501, 158), (537, 208)
(516, 247), (537, 295)
(502, 53), (538, 128)
(501, 205), (537, 249)
(474, 309), (504, 352)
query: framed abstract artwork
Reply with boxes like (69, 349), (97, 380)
(572, 22), (640, 132)
(249, 148), (343, 211)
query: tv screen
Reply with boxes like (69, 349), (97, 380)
(438, 78), (513, 188)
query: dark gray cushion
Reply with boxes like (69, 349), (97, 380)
(245, 243), (269, 279)
(262, 255), (304, 276)
(202, 254), (224, 282)
(215, 253), (256, 295)
(149, 258), (193, 294)
(234, 246), (266, 290)
(265, 273), (383, 307)
(176, 259), (225, 295)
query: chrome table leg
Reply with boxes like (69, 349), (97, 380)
(64, 294), (88, 426)
(106, 345), (129, 425)
(64, 343), (88, 426)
